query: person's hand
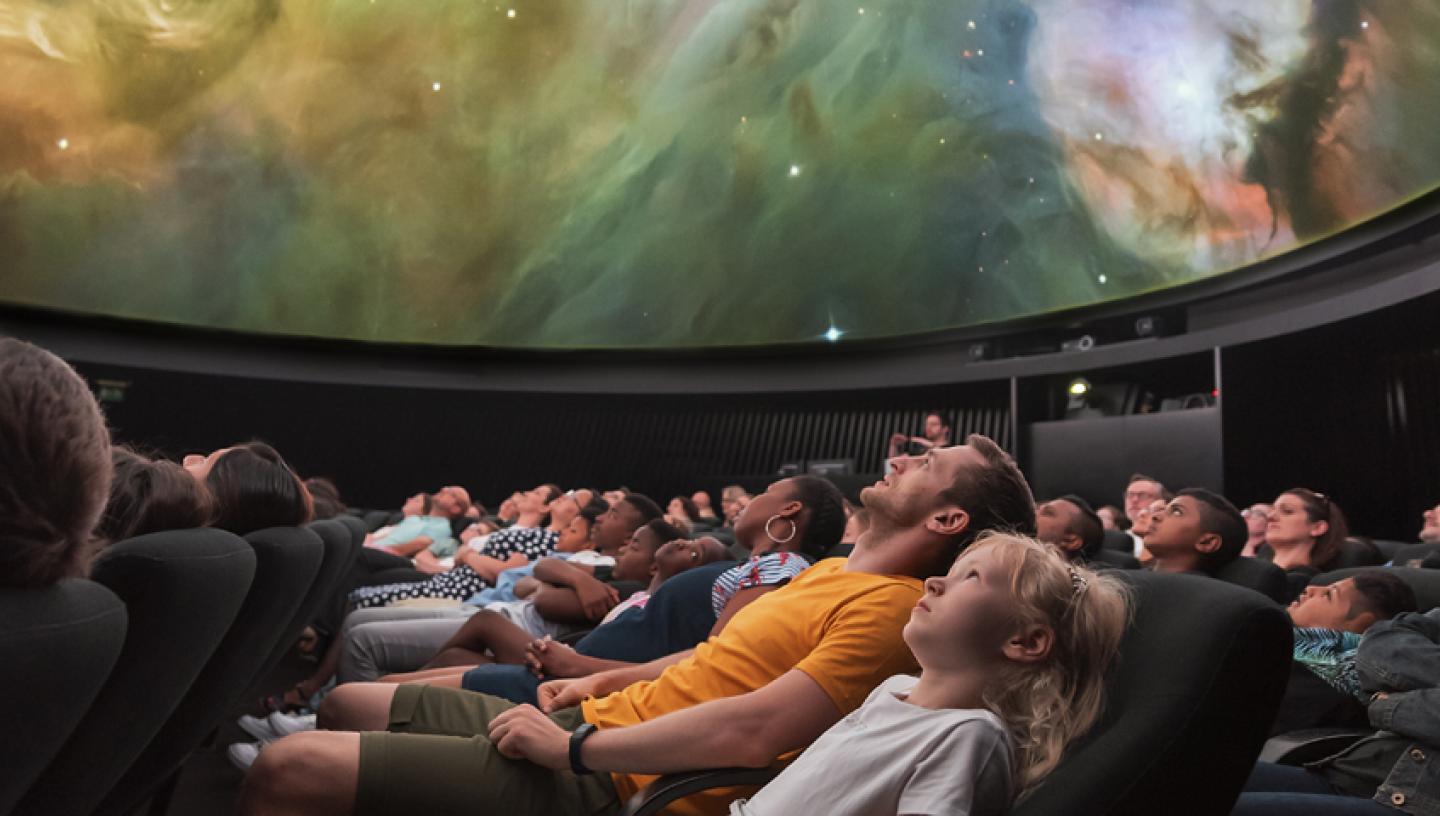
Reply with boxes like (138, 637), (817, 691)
(574, 580), (620, 621)
(415, 558), (449, 575)
(526, 636), (588, 678)
(910, 436), (936, 450)
(488, 704), (570, 768)
(889, 432), (909, 448)
(537, 674), (607, 713)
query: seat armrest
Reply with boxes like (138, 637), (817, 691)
(1259, 728), (1373, 765)
(620, 767), (781, 816)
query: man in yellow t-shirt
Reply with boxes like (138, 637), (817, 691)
(242, 435), (1037, 816)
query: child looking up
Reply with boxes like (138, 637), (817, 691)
(730, 531), (1130, 815)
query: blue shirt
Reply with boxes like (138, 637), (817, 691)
(376, 515), (457, 558)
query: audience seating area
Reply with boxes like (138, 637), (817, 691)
(5, 337), (1440, 816)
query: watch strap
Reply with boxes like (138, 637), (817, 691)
(569, 723), (598, 775)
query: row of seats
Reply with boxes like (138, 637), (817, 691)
(0, 516), (367, 815)
(623, 569), (1293, 816)
(1103, 528), (1423, 569)
(621, 565), (1440, 814)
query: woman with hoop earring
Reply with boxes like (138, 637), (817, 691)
(708, 475), (848, 634)
(421, 475), (852, 706)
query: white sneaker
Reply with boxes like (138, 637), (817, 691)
(227, 741), (261, 773)
(267, 711), (318, 738)
(237, 714), (281, 744)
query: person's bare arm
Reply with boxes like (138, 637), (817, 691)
(491, 669), (842, 773)
(709, 585), (781, 637)
(513, 576), (541, 598)
(382, 536), (433, 558)
(412, 550), (448, 574)
(533, 557), (599, 582)
(523, 638), (643, 679)
(458, 550), (529, 582)
(529, 586), (589, 624)
(538, 649), (697, 712)
(530, 559), (618, 622)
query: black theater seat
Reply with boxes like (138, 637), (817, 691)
(1389, 542), (1440, 569)
(0, 579), (128, 814)
(621, 571), (1292, 816)
(336, 513), (370, 551)
(17, 529), (256, 816)
(1332, 538), (1385, 569)
(1091, 549), (1141, 570)
(96, 526), (326, 815)
(1103, 529), (1134, 552)
(1213, 557), (1289, 604)
(245, 523), (356, 701)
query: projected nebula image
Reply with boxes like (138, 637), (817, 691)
(2, 0), (1439, 348)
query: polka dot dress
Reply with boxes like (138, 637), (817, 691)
(349, 526), (559, 609)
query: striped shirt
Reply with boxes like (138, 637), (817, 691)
(710, 552), (812, 618)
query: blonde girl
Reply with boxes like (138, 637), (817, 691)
(729, 531), (1131, 816)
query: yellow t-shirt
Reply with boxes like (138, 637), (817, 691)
(581, 558), (923, 815)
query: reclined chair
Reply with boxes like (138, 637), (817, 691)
(1369, 539), (1407, 563)
(336, 513), (370, 550)
(1390, 543), (1440, 569)
(1102, 529), (1134, 553)
(1332, 538), (1386, 570)
(362, 509), (399, 532)
(0, 579), (127, 814)
(16, 529), (255, 816)
(244, 520), (360, 700)
(1213, 557), (1289, 604)
(622, 571), (1292, 816)
(1090, 549), (1140, 570)
(94, 526), (326, 816)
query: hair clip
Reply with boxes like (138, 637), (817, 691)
(1068, 564), (1088, 596)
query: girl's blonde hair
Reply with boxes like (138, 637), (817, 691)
(966, 531), (1131, 797)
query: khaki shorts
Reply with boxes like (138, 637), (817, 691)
(356, 685), (620, 816)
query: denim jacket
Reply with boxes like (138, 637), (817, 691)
(1313, 609), (1440, 815)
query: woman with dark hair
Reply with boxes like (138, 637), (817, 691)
(99, 447), (215, 543)
(182, 441), (313, 535)
(1261, 488), (1350, 601)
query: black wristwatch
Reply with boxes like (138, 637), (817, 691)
(569, 723), (599, 775)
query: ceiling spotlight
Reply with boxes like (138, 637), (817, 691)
(1067, 378), (1091, 397)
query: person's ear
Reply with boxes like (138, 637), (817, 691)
(1345, 611), (1377, 634)
(1004, 624), (1054, 664)
(1060, 533), (1084, 553)
(1194, 531), (1222, 555)
(1309, 519), (1330, 539)
(776, 499), (803, 519)
(925, 506), (970, 538)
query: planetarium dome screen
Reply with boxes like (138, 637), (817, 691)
(2, 0), (1437, 349)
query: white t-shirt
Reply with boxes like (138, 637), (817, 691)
(730, 675), (1013, 816)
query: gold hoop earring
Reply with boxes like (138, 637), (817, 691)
(765, 515), (797, 544)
